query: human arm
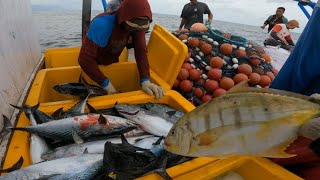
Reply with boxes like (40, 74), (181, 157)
(179, 5), (188, 29)
(204, 4), (213, 25)
(261, 15), (273, 29)
(78, 37), (116, 94)
(285, 35), (295, 46)
(179, 18), (187, 30)
(131, 31), (165, 99)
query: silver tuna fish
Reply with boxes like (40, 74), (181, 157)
(115, 104), (174, 136)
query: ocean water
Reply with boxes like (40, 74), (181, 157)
(32, 10), (301, 52)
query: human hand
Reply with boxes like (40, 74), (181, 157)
(102, 80), (117, 94)
(141, 81), (166, 99)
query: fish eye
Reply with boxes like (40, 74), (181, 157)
(171, 130), (175, 135)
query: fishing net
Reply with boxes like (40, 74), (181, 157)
(172, 27), (278, 106)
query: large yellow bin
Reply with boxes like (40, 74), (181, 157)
(27, 24), (187, 105)
(26, 62), (169, 105)
(44, 47), (128, 68)
(44, 24), (187, 88)
(2, 91), (302, 179)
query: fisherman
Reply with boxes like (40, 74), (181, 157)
(270, 1), (320, 179)
(179, 0), (213, 30)
(263, 20), (299, 50)
(78, 0), (165, 99)
(261, 7), (289, 33)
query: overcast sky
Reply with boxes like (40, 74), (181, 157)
(31, 0), (314, 32)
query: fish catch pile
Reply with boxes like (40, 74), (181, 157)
(0, 98), (190, 180)
(3, 77), (320, 179)
(172, 23), (279, 106)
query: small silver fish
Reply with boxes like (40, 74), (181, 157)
(115, 104), (173, 136)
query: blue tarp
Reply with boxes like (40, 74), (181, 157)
(270, 1), (320, 95)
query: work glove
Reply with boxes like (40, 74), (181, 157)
(101, 79), (117, 95)
(141, 80), (165, 99)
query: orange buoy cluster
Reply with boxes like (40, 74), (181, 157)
(172, 26), (279, 106)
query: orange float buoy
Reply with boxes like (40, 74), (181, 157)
(178, 68), (189, 80)
(210, 57), (224, 68)
(184, 52), (191, 63)
(213, 88), (227, 98)
(265, 71), (275, 81)
(194, 88), (204, 99)
(234, 49), (246, 58)
(260, 54), (272, 63)
(188, 38), (200, 48)
(233, 73), (249, 84)
(208, 68), (222, 81)
(249, 73), (261, 85)
(200, 43), (213, 55)
(178, 34), (188, 40)
(237, 64), (252, 76)
(179, 80), (193, 93)
(220, 77), (235, 90)
(173, 79), (180, 89)
(205, 80), (219, 93)
(182, 63), (192, 70)
(190, 23), (208, 32)
(189, 69), (201, 81)
(259, 75), (271, 87)
(202, 94), (213, 103)
(220, 43), (233, 55)
(272, 68), (279, 76)
(249, 55), (261, 66)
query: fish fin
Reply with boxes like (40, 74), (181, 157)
(86, 102), (97, 113)
(0, 115), (13, 139)
(31, 103), (40, 113)
(257, 139), (297, 158)
(226, 80), (250, 94)
(72, 130), (84, 144)
(81, 74), (93, 95)
(120, 133), (130, 145)
(9, 104), (24, 111)
(227, 81), (319, 103)
(83, 148), (89, 154)
(98, 114), (107, 124)
(51, 107), (64, 120)
(154, 156), (172, 180)
(153, 136), (164, 146)
(65, 96), (88, 116)
(166, 111), (176, 118)
(299, 117), (320, 140)
(309, 138), (320, 157)
(0, 156), (23, 173)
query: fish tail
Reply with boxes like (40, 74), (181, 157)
(10, 103), (39, 115)
(0, 115), (13, 139)
(0, 156), (23, 173)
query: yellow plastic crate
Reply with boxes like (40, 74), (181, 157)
(2, 91), (301, 179)
(25, 62), (169, 105)
(44, 47), (128, 68)
(43, 24), (187, 88)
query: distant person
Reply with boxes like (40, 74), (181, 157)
(261, 7), (288, 33)
(179, 0), (213, 30)
(264, 20), (299, 50)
